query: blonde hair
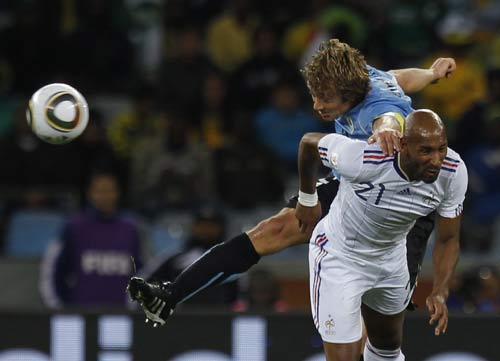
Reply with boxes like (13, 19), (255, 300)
(301, 39), (369, 105)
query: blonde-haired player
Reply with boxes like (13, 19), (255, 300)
(127, 40), (456, 338)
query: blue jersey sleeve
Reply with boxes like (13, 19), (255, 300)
(356, 66), (413, 134)
(333, 65), (413, 141)
(357, 102), (409, 135)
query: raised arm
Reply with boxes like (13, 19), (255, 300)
(295, 132), (328, 234)
(368, 59), (456, 155)
(426, 213), (462, 336)
(389, 57), (456, 94)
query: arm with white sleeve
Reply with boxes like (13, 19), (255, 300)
(426, 161), (468, 336)
(295, 133), (366, 234)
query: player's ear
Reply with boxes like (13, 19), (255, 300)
(399, 137), (408, 153)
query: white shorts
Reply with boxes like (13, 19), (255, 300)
(309, 222), (413, 343)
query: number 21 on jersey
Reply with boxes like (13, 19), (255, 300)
(354, 182), (386, 205)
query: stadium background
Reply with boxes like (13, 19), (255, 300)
(0, 0), (499, 360)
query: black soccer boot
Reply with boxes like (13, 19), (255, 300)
(127, 277), (175, 327)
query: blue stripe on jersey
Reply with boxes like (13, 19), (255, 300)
(316, 233), (328, 247)
(445, 156), (460, 163)
(441, 166), (457, 173)
(313, 247), (328, 329)
(315, 258), (323, 328)
(315, 233), (326, 241)
(312, 232), (329, 328)
(363, 158), (394, 165)
(319, 147), (328, 151)
(364, 150), (384, 154)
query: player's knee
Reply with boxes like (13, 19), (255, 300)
(249, 216), (287, 255)
(362, 307), (404, 351)
(248, 210), (298, 255)
(366, 332), (402, 352)
(364, 339), (404, 361)
(323, 342), (361, 361)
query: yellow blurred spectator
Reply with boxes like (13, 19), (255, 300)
(206, 0), (258, 73)
(107, 86), (166, 160)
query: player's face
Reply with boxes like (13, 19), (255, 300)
(403, 134), (447, 183)
(88, 175), (120, 215)
(310, 93), (352, 121)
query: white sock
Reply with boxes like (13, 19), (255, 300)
(363, 339), (405, 361)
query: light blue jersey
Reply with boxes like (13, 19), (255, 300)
(334, 65), (414, 140)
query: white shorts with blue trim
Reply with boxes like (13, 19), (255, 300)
(309, 221), (413, 343)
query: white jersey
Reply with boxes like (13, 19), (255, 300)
(317, 134), (468, 260)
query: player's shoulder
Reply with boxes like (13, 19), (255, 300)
(359, 143), (395, 180)
(367, 65), (393, 79)
(437, 147), (467, 189)
(440, 148), (465, 176)
(62, 213), (89, 238)
(444, 147), (463, 163)
(361, 83), (411, 113)
(361, 143), (394, 165)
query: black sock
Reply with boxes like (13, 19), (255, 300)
(169, 233), (260, 306)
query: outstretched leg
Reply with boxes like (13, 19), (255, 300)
(127, 207), (310, 324)
(127, 178), (342, 323)
(166, 207), (306, 305)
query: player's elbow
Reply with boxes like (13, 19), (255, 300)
(301, 133), (327, 148)
(437, 235), (460, 251)
(391, 71), (417, 94)
(395, 77), (413, 94)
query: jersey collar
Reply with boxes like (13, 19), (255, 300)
(393, 152), (410, 182)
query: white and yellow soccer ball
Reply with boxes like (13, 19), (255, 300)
(26, 83), (89, 144)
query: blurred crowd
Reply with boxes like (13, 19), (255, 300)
(0, 0), (499, 312)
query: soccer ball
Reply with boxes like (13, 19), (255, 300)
(26, 83), (89, 144)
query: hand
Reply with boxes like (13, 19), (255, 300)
(295, 202), (322, 235)
(368, 128), (401, 156)
(430, 57), (456, 83)
(426, 291), (449, 336)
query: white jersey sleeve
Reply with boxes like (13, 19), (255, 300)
(437, 161), (468, 218)
(318, 134), (366, 182)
